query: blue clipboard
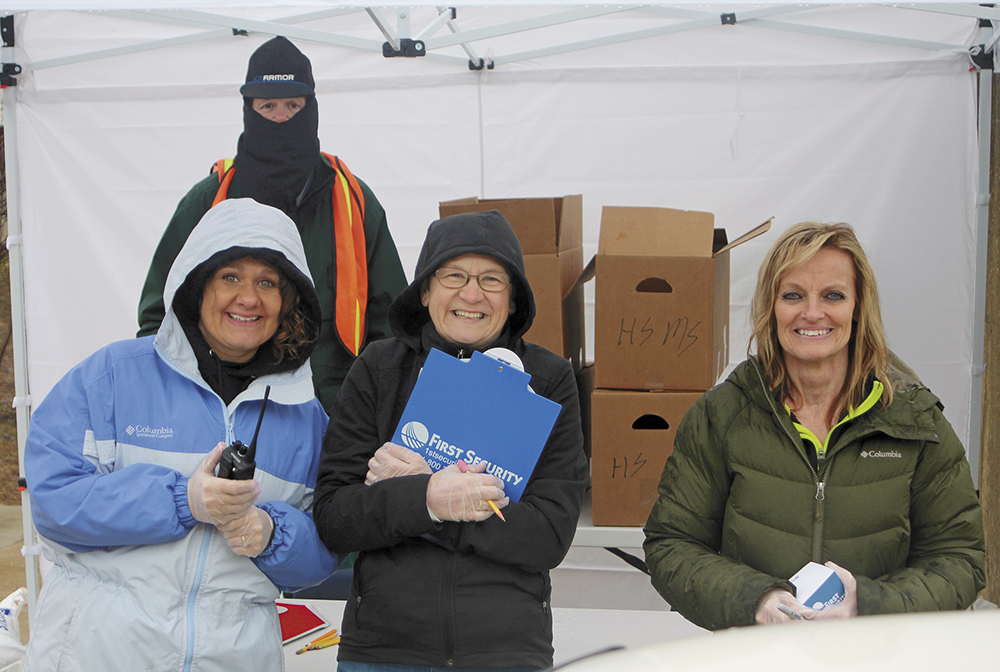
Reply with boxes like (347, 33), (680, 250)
(392, 348), (562, 503)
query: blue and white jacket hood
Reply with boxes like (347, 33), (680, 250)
(156, 197), (322, 407)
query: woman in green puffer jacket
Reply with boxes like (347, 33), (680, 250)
(643, 222), (985, 631)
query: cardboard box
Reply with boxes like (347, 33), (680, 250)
(589, 207), (770, 391)
(590, 389), (702, 527)
(439, 196), (585, 370)
(439, 195), (583, 254)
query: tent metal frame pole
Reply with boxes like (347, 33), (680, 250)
(367, 7), (402, 52)
(643, 5), (963, 52)
(2, 42), (41, 623)
(431, 8), (484, 68)
(744, 17), (961, 52)
(970, 23), (994, 488)
(136, 9), (383, 52)
(416, 7), (455, 41)
(18, 5), (991, 75)
(132, 9), (468, 66)
(487, 4), (965, 68)
(423, 5), (636, 50)
(486, 4), (798, 67)
(914, 3), (1000, 22)
(24, 28), (233, 72)
(25, 8), (366, 73)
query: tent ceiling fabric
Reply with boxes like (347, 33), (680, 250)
(2, 5), (988, 471)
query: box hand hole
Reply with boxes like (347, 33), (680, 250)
(632, 414), (670, 430)
(635, 278), (672, 293)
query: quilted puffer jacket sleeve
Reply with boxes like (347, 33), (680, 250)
(854, 402), (985, 614)
(643, 390), (789, 630)
(26, 348), (198, 551)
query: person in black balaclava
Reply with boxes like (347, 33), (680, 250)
(234, 36), (321, 219)
(137, 35), (408, 412)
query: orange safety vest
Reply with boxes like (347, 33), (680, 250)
(211, 154), (368, 356)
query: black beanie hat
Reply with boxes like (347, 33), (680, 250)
(240, 36), (315, 98)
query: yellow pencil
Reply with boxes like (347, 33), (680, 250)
(456, 459), (506, 522)
(308, 630), (339, 646)
(295, 636), (341, 655)
(310, 637), (340, 651)
(295, 629), (340, 654)
(486, 499), (505, 521)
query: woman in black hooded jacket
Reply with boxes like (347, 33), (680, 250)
(313, 210), (588, 671)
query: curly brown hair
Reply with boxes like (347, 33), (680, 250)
(273, 272), (319, 364)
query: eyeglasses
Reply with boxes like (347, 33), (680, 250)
(433, 267), (511, 293)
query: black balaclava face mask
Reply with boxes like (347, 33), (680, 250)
(234, 95), (321, 218)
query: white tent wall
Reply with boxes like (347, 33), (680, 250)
(4, 5), (986, 611)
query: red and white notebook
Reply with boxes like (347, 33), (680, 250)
(276, 601), (330, 644)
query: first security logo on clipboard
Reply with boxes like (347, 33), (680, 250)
(392, 348), (562, 503)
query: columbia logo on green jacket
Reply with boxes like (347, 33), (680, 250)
(860, 450), (902, 458)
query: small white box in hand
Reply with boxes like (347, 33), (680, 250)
(789, 562), (845, 611)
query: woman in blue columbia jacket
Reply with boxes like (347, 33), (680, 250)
(23, 199), (336, 671)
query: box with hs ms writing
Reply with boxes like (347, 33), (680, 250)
(589, 207), (770, 391)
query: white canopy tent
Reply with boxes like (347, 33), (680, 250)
(0, 3), (994, 617)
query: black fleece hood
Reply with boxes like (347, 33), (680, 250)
(389, 210), (535, 343)
(172, 244), (322, 374)
(162, 199), (323, 393)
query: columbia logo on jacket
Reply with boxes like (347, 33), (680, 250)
(861, 450), (902, 458)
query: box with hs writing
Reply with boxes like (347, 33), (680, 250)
(439, 196), (585, 371)
(590, 388), (701, 526)
(589, 207), (770, 391)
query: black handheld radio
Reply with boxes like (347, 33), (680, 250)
(217, 385), (270, 480)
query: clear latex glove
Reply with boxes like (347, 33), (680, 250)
(755, 588), (815, 625)
(366, 442), (432, 485)
(217, 506), (274, 557)
(425, 461), (509, 522)
(809, 561), (859, 620)
(187, 443), (261, 525)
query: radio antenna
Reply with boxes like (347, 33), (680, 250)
(245, 385), (270, 462)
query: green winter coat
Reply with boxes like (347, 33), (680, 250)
(137, 157), (407, 411)
(643, 357), (985, 631)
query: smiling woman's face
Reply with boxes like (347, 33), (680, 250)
(774, 247), (857, 372)
(421, 253), (513, 351)
(199, 256), (283, 363)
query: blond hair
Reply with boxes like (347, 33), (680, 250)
(749, 222), (891, 422)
